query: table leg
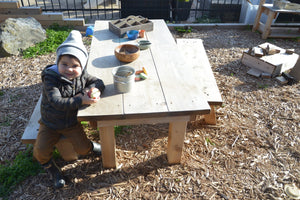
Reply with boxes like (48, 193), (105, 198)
(167, 121), (187, 164)
(99, 125), (117, 168)
(262, 11), (276, 39)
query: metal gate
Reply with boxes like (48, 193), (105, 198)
(18, 0), (243, 23)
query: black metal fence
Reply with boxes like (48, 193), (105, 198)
(18, 0), (244, 23)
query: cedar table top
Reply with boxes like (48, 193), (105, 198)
(78, 20), (210, 121)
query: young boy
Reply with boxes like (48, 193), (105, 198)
(33, 30), (105, 189)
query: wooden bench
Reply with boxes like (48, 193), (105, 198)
(176, 38), (223, 124)
(21, 95), (79, 161)
(252, 0), (300, 39)
(21, 38), (222, 159)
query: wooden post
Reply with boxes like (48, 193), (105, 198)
(204, 105), (217, 125)
(262, 10), (276, 39)
(252, 0), (266, 32)
(99, 125), (117, 168)
(167, 121), (187, 164)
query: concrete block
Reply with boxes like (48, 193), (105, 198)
(109, 15), (153, 37)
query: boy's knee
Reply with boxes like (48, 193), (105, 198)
(74, 142), (92, 155)
(33, 145), (53, 164)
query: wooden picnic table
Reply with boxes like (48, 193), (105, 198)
(77, 20), (210, 168)
(252, 1), (300, 39)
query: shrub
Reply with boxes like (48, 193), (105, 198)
(22, 24), (72, 58)
(0, 146), (42, 198)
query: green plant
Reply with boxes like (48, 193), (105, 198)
(205, 137), (215, 146)
(82, 122), (131, 136)
(52, 148), (61, 160)
(0, 90), (4, 96)
(174, 26), (192, 33)
(84, 38), (92, 46)
(81, 121), (89, 125)
(114, 126), (131, 136)
(9, 94), (22, 103)
(0, 146), (42, 198)
(196, 15), (221, 23)
(246, 25), (252, 31)
(0, 117), (11, 127)
(257, 83), (268, 89)
(266, 38), (275, 43)
(22, 24), (73, 58)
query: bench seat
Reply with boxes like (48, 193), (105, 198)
(176, 38), (223, 124)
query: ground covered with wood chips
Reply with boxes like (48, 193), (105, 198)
(1, 27), (299, 200)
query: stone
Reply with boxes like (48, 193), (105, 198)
(289, 58), (300, 81)
(261, 72), (272, 78)
(0, 17), (46, 57)
(275, 76), (288, 84)
(247, 68), (262, 77)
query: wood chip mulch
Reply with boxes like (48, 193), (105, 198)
(1, 28), (299, 200)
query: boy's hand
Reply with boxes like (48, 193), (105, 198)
(87, 88), (101, 99)
(77, 91), (100, 105)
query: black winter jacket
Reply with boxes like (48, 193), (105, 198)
(40, 65), (105, 130)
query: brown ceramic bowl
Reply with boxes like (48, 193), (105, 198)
(114, 44), (140, 63)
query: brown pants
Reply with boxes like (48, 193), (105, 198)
(33, 122), (92, 164)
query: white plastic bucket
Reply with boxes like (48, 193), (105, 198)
(112, 66), (135, 93)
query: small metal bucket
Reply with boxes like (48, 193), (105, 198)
(112, 66), (135, 93)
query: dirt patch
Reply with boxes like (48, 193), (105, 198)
(1, 28), (299, 199)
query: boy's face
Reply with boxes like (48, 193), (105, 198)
(58, 55), (82, 80)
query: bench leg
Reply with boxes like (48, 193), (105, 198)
(167, 121), (187, 164)
(55, 138), (78, 161)
(203, 105), (217, 125)
(261, 11), (276, 39)
(99, 125), (117, 168)
(252, 0), (266, 32)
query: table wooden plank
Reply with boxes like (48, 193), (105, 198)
(81, 21), (124, 118)
(96, 115), (192, 127)
(78, 20), (169, 120)
(147, 20), (210, 115)
(122, 33), (168, 116)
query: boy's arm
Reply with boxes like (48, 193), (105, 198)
(84, 73), (105, 93)
(43, 76), (82, 111)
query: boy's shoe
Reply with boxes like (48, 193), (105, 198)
(92, 141), (102, 155)
(43, 160), (66, 189)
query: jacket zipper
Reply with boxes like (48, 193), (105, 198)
(72, 80), (75, 96)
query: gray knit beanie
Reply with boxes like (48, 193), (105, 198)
(56, 30), (88, 69)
